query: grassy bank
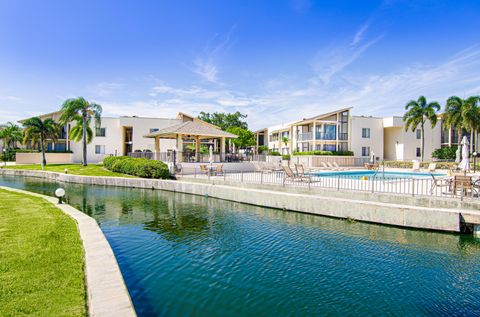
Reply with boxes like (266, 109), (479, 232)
(2, 163), (135, 177)
(0, 189), (86, 316)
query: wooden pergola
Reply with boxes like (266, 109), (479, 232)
(143, 120), (237, 162)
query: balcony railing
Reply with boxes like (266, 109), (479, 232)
(339, 133), (348, 141)
(315, 132), (336, 140)
(297, 132), (313, 141)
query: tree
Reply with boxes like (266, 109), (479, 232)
(282, 136), (289, 154)
(461, 96), (480, 152)
(60, 97), (102, 166)
(198, 111), (248, 130)
(226, 126), (255, 148)
(22, 117), (60, 168)
(403, 96), (440, 161)
(0, 122), (23, 149)
(69, 115), (93, 143)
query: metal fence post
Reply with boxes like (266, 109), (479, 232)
(461, 183), (464, 202)
(224, 170), (226, 182)
(241, 171), (244, 183)
(194, 167), (197, 178)
(371, 177), (374, 193)
(261, 172), (263, 184)
(412, 179), (415, 197)
(337, 176), (340, 190)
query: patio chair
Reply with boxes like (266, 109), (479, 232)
(295, 164), (307, 177)
(326, 162), (340, 171)
(429, 173), (452, 195)
(453, 175), (476, 197)
(333, 162), (348, 171)
(199, 164), (209, 175)
(321, 162), (330, 169)
(427, 163), (436, 173)
(412, 161), (421, 172)
(215, 164), (224, 176)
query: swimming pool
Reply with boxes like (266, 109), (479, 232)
(312, 170), (446, 179)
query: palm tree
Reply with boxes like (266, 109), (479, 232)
(403, 96), (440, 162)
(60, 97), (102, 166)
(0, 122), (23, 149)
(282, 136), (289, 154)
(22, 117), (60, 168)
(461, 96), (480, 152)
(69, 115), (93, 144)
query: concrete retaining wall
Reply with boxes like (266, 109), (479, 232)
(2, 168), (479, 233)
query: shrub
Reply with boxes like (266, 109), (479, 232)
(432, 146), (457, 160)
(269, 151), (281, 156)
(258, 145), (269, 153)
(292, 150), (354, 156)
(103, 156), (169, 179)
(282, 154), (291, 161)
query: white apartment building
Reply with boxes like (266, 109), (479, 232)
(255, 107), (477, 161)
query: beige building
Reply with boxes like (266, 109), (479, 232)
(19, 111), (236, 164)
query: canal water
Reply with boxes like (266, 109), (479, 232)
(1, 175), (480, 316)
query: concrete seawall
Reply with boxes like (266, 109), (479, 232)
(1, 168), (480, 233)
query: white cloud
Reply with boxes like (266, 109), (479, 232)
(88, 82), (125, 97)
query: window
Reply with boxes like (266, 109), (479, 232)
(324, 144), (337, 151)
(96, 127), (106, 137)
(416, 147), (421, 157)
(416, 129), (421, 140)
(149, 128), (159, 133)
(95, 145), (105, 154)
(362, 128), (370, 138)
(362, 146), (370, 157)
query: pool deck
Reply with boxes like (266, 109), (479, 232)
(0, 185), (137, 317)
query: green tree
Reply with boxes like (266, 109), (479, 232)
(282, 136), (289, 154)
(444, 96), (480, 152)
(226, 126), (255, 148)
(69, 115), (93, 143)
(198, 111), (248, 130)
(22, 117), (60, 168)
(461, 96), (480, 152)
(403, 96), (440, 161)
(60, 97), (102, 166)
(0, 122), (23, 149)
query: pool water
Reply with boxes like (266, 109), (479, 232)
(312, 170), (446, 179)
(1, 175), (479, 316)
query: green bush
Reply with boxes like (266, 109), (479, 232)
(282, 154), (291, 161)
(292, 150), (354, 156)
(258, 145), (269, 153)
(432, 146), (457, 160)
(103, 156), (170, 179)
(269, 151), (281, 156)
(383, 161), (466, 170)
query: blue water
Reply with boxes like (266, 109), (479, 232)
(313, 170), (446, 179)
(1, 175), (479, 316)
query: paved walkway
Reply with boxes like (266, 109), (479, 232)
(0, 186), (136, 317)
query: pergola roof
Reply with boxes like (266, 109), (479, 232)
(143, 120), (237, 139)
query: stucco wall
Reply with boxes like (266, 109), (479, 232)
(351, 116), (384, 159)
(16, 152), (74, 164)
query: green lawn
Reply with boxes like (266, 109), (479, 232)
(0, 189), (86, 316)
(2, 163), (135, 177)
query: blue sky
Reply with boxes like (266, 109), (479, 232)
(1, 0), (480, 129)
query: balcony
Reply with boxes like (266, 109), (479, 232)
(297, 132), (313, 141)
(315, 132), (336, 140)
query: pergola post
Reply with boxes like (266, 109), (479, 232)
(154, 136), (160, 160)
(195, 136), (201, 162)
(176, 134), (183, 162)
(220, 137), (226, 162)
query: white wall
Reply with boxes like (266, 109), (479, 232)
(351, 116), (384, 159)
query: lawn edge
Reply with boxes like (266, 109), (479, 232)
(0, 186), (136, 317)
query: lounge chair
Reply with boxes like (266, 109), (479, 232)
(295, 164), (308, 177)
(333, 162), (348, 171)
(321, 162), (329, 169)
(429, 173), (452, 194)
(326, 162), (340, 171)
(283, 165), (311, 183)
(412, 161), (420, 172)
(427, 163), (436, 173)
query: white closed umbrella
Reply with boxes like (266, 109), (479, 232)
(455, 146), (461, 163)
(370, 151), (375, 164)
(458, 136), (470, 172)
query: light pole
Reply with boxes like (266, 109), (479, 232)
(473, 152), (478, 174)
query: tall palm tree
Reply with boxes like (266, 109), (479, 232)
(461, 96), (480, 152)
(69, 115), (93, 143)
(444, 96), (467, 149)
(23, 117), (60, 168)
(60, 97), (102, 166)
(403, 96), (441, 162)
(282, 136), (289, 154)
(0, 122), (23, 149)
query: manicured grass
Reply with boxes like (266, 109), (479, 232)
(2, 163), (135, 177)
(0, 189), (86, 316)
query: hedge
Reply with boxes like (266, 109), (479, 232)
(383, 160), (479, 170)
(292, 150), (354, 156)
(103, 156), (170, 179)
